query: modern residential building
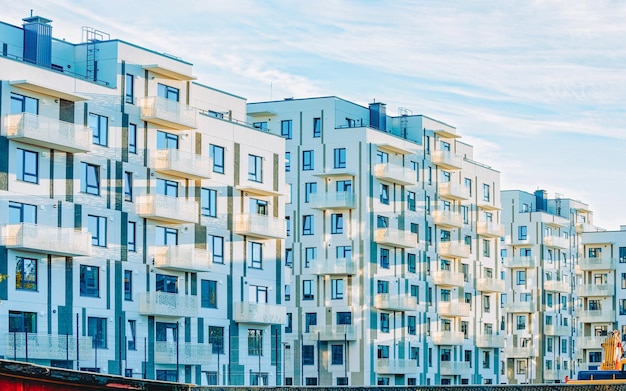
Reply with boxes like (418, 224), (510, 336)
(0, 15), (287, 385)
(247, 98), (504, 386)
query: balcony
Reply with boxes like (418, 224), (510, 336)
(136, 195), (199, 224)
(440, 361), (471, 375)
(475, 334), (505, 348)
(438, 301), (470, 317)
(438, 182), (469, 200)
(578, 257), (615, 271)
(476, 277), (505, 293)
(504, 301), (534, 313)
(373, 163), (415, 186)
(374, 294), (417, 311)
(309, 192), (356, 210)
(153, 149), (212, 180)
(503, 256), (536, 269)
(576, 336), (606, 349)
(234, 213), (286, 239)
(138, 292), (198, 317)
(374, 228), (418, 249)
(576, 283), (614, 297)
(544, 325), (569, 336)
(6, 333), (93, 361)
(3, 113), (92, 153)
(432, 331), (464, 345)
(544, 280), (571, 293)
(544, 235), (569, 249)
(233, 302), (286, 324)
(575, 223), (596, 234)
(154, 342), (212, 365)
(138, 96), (197, 130)
(376, 358), (416, 374)
(308, 325), (357, 341)
(438, 241), (470, 258)
(504, 346), (537, 358)
(432, 270), (465, 287)
(477, 221), (505, 238)
(432, 150), (463, 170)
(1, 223), (91, 257)
(309, 258), (357, 276)
(578, 310), (615, 323)
(432, 210), (463, 229)
(151, 245), (211, 272)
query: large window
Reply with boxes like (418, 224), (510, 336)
(10, 93), (38, 114)
(157, 83), (179, 101)
(303, 345), (315, 365)
(80, 265), (99, 297)
(89, 113), (108, 146)
(9, 311), (37, 333)
(336, 246), (352, 260)
(305, 247), (317, 268)
(248, 154), (263, 182)
(281, 120), (292, 139)
(248, 329), (263, 356)
(334, 148), (346, 168)
(249, 285), (268, 303)
(15, 257), (37, 291)
(16, 148), (38, 184)
(331, 213), (343, 234)
(302, 150), (314, 170)
(201, 280), (218, 308)
(209, 326), (225, 354)
(201, 188), (217, 217)
(249, 242), (263, 268)
(336, 180), (352, 192)
(88, 215), (107, 247)
(337, 312), (352, 325)
(331, 345), (343, 365)
(210, 144), (225, 174)
(9, 201), (36, 224)
(81, 162), (100, 195)
(156, 274), (178, 293)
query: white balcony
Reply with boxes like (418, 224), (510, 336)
(476, 277), (505, 293)
(3, 113), (92, 153)
(575, 223), (596, 234)
(578, 257), (615, 271)
(308, 325), (357, 341)
(432, 150), (463, 170)
(233, 302), (286, 324)
(234, 213), (286, 239)
(440, 361), (471, 375)
(438, 241), (470, 258)
(374, 294), (417, 311)
(138, 96), (197, 130)
(432, 331), (464, 345)
(475, 334), (505, 348)
(136, 195), (199, 224)
(544, 235), (569, 249)
(477, 221), (505, 238)
(374, 228), (418, 249)
(151, 245), (211, 272)
(504, 346), (537, 358)
(438, 182), (469, 200)
(309, 192), (356, 210)
(578, 310), (615, 323)
(432, 210), (463, 228)
(438, 301), (470, 317)
(309, 258), (357, 276)
(432, 270), (465, 287)
(577, 283), (614, 297)
(504, 301), (534, 313)
(544, 280), (571, 293)
(376, 358), (416, 374)
(1, 223), (92, 257)
(154, 342), (212, 365)
(544, 325), (569, 336)
(6, 333), (93, 361)
(503, 256), (536, 269)
(138, 292), (198, 317)
(576, 336), (606, 349)
(373, 163), (415, 185)
(153, 149), (212, 179)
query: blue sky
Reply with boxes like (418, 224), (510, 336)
(5, 1), (626, 229)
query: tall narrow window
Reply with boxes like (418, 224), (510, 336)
(89, 113), (108, 146)
(16, 148), (38, 184)
(302, 150), (314, 170)
(248, 154), (263, 182)
(201, 188), (217, 217)
(124, 171), (133, 202)
(125, 74), (134, 104)
(88, 317), (107, 348)
(303, 215), (314, 235)
(201, 280), (218, 308)
(380, 184), (389, 204)
(124, 270), (132, 300)
(81, 162), (100, 195)
(313, 117), (321, 137)
(331, 213), (344, 234)
(281, 120), (292, 139)
(210, 144), (225, 174)
(285, 152), (291, 172)
(88, 215), (107, 247)
(128, 123), (137, 154)
(304, 182), (317, 203)
(210, 235), (224, 264)
(15, 257), (37, 291)
(80, 265), (99, 297)
(334, 148), (346, 168)
(249, 242), (263, 268)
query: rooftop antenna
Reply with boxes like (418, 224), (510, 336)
(30, 9), (33, 17)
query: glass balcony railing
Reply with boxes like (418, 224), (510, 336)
(136, 195), (199, 224)
(3, 113), (92, 153)
(1, 223), (91, 257)
(138, 292), (198, 317)
(138, 96), (197, 129)
(233, 213), (286, 239)
(153, 149), (212, 179)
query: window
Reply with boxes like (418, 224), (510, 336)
(157, 131), (179, 150)
(620, 247), (626, 263)
(379, 184), (389, 204)
(408, 316), (416, 335)
(408, 253), (416, 273)
(124, 171), (133, 202)
(88, 317), (107, 348)
(380, 248), (389, 269)
(547, 337), (553, 353)
(9, 311), (37, 333)
(483, 183), (490, 201)
(250, 198), (267, 215)
(9, 201), (37, 224)
(302, 150), (314, 170)
(286, 216), (291, 237)
(336, 246), (352, 260)
(248, 154), (263, 182)
(89, 113), (108, 146)
(337, 312), (352, 325)
(484, 295), (491, 312)
(210, 235), (224, 264)
(285, 313), (293, 333)
(377, 215), (389, 228)
(518, 226), (527, 240)
(88, 215), (107, 247)
(156, 370), (177, 382)
(249, 242), (263, 268)
(483, 351), (491, 369)
(331, 345), (344, 366)
(16, 148), (38, 184)
(125, 74), (134, 103)
(516, 270), (526, 285)
(252, 122), (267, 130)
(461, 321), (468, 338)
(201, 280), (218, 308)
(516, 360), (527, 374)
(461, 205), (469, 224)
(210, 144), (225, 174)
(313, 117), (321, 137)
(303, 215), (314, 235)
(304, 182), (317, 203)
(201, 188), (217, 217)
(249, 285), (268, 303)
(380, 313), (390, 332)
(336, 180), (352, 192)
(285, 152), (291, 172)
(305, 312), (318, 334)
(482, 239), (490, 257)
(407, 191), (416, 211)
(156, 178), (178, 197)
(303, 280), (314, 300)
(128, 123), (137, 154)
(331, 279), (344, 299)
(158, 83), (179, 101)
(10, 93), (38, 114)
(331, 213), (343, 234)
(156, 274), (178, 293)
(127, 320), (136, 350)
(285, 248), (293, 267)
(15, 257), (37, 291)
(80, 265), (99, 297)
(305, 247), (317, 268)
(209, 326), (225, 354)
(281, 120), (292, 139)
(425, 196), (431, 213)
(441, 289), (451, 302)
(285, 284), (291, 301)
(516, 315), (526, 330)
(81, 162), (100, 195)
(334, 148), (346, 168)
(124, 270), (132, 301)
(155, 322), (178, 343)
(377, 280), (389, 293)
(302, 345), (314, 365)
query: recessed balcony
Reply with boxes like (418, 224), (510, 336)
(438, 182), (469, 200)
(438, 301), (470, 317)
(3, 113), (92, 153)
(374, 228), (418, 249)
(138, 292), (198, 317)
(504, 301), (534, 313)
(578, 309), (615, 323)
(438, 241), (470, 258)
(154, 342), (212, 365)
(432, 331), (464, 345)
(309, 257), (357, 276)
(1, 223), (92, 257)
(233, 302), (286, 324)
(234, 213), (286, 239)
(373, 163), (415, 185)
(440, 361), (471, 375)
(432, 210), (463, 229)
(307, 325), (357, 341)
(544, 280), (571, 293)
(309, 192), (356, 210)
(475, 334), (505, 348)
(576, 283), (614, 297)
(477, 221), (505, 238)
(153, 149), (212, 180)
(6, 333), (93, 361)
(544, 325), (569, 336)
(503, 256), (536, 269)
(578, 257), (615, 271)
(376, 358), (416, 374)
(374, 294), (417, 312)
(432, 150), (463, 170)
(476, 277), (505, 293)
(576, 336), (606, 349)
(544, 235), (568, 249)
(432, 270), (465, 287)
(136, 195), (199, 224)
(504, 346), (537, 358)
(138, 96), (197, 130)
(151, 245), (211, 272)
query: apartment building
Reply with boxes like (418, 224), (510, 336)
(0, 15), (287, 385)
(247, 98), (504, 386)
(500, 190), (599, 384)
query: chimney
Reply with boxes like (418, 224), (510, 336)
(369, 102), (386, 132)
(22, 15), (53, 67)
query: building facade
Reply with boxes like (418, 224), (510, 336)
(0, 15), (287, 385)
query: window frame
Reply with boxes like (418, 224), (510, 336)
(16, 148), (39, 184)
